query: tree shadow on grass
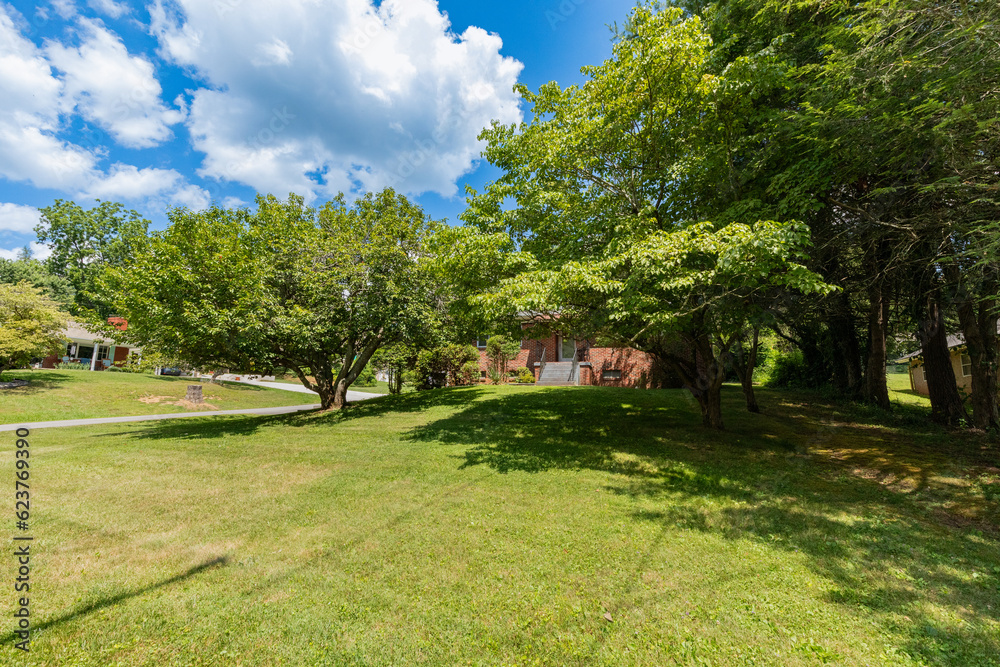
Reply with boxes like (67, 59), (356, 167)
(0, 556), (229, 644)
(405, 386), (1000, 666)
(117, 386), (489, 443)
(0, 370), (76, 395)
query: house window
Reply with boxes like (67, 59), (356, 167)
(920, 365), (926, 381)
(475, 338), (489, 349)
(96, 345), (111, 361)
(962, 354), (972, 377)
(77, 345), (95, 360)
(602, 370), (622, 380)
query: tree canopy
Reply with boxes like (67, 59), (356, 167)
(100, 190), (443, 409)
(0, 282), (68, 380)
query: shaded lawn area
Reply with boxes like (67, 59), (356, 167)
(0, 369), (315, 424)
(271, 375), (400, 395)
(4, 385), (998, 665)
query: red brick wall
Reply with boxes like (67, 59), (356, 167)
(472, 326), (655, 387)
(580, 347), (655, 388)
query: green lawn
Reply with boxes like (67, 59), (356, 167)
(3, 385), (997, 665)
(272, 375), (399, 395)
(0, 369), (316, 424)
(888, 370), (932, 409)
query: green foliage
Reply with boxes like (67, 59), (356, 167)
(371, 343), (417, 394)
(464, 3), (834, 428)
(413, 344), (480, 390)
(514, 367), (536, 384)
(58, 362), (91, 372)
(485, 335), (521, 384)
(37, 200), (150, 317)
(0, 282), (68, 380)
(0, 248), (75, 308)
(354, 366), (377, 387)
(100, 190), (443, 409)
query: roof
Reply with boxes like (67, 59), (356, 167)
(64, 320), (131, 345)
(895, 322), (1000, 362)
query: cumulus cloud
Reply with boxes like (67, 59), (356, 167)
(0, 203), (41, 235)
(0, 6), (204, 210)
(46, 18), (184, 149)
(149, 0), (523, 200)
(0, 8), (98, 190)
(0, 242), (52, 261)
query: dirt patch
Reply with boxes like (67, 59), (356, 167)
(0, 379), (29, 390)
(138, 395), (219, 410)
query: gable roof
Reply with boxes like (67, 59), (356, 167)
(895, 322), (1000, 362)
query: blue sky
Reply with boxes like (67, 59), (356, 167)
(0, 0), (638, 259)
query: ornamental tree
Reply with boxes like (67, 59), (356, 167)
(100, 190), (442, 409)
(0, 282), (68, 380)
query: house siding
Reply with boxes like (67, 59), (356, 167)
(908, 349), (975, 396)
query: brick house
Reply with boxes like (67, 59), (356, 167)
(474, 323), (659, 387)
(41, 318), (139, 371)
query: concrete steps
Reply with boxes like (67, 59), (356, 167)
(537, 361), (577, 386)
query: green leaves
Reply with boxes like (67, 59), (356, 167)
(0, 282), (68, 379)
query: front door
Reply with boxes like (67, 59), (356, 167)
(559, 336), (576, 361)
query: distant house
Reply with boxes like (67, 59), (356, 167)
(41, 318), (140, 371)
(474, 318), (661, 387)
(896, 326), (1000, 396)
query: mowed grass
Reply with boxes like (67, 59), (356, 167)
(3, 385), (999, 666)
(888, 371), (932, 409)
(0, 369), (315, 424)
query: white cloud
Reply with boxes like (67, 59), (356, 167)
(149, 0), (523, 200)
(81, 163), (182, 199)
(46, 18), (184, 149)
(87, 0), (129, 19)
(0, 203), (41, 234)
(0, 242), (52, 261)
(0, 7), (99, 190)
(51, 0), (77, 20)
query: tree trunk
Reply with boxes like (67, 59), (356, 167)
(918, 294), (968, 426)
(731, 327), (760, 413)
(954, 282), (999, 430)
(829, 292), (864, 397)
(332, 377), (350, 409)
(863, 245), (891, 410)
(863, 286), (891, 410)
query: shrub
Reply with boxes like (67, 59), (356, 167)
(515, 367), (535, 384)
(413, 344), (480, 390)
(485, 335), (521, 384)
(59, 362), (92, 371)
(354, 366), (377, 387)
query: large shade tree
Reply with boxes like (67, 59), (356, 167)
(101, 190), (442, 409)
(465, 5), (832, 428)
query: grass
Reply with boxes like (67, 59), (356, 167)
(0, 369), (316, 424)
(3, 385), (997, 665)
(888, 371), (932, 409)
(271, 375), (399, 395)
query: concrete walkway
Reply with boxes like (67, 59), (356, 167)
(235, 378), (381, 402)
(1, 379), (384, 432)
(0, 404), (321, 432)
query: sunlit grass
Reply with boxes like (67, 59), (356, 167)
(0, 369), (314, 424)
(2, 385), (997, 665)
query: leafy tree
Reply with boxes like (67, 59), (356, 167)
(466, 5), (832, 428)
(36, 200), (150, 317)
(0, 247), (75, 308)
(485, 335), (521, 384)
(100, 190), (442, 410)
(371, 343), (418, 394)
(0, 282), (68, 380)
